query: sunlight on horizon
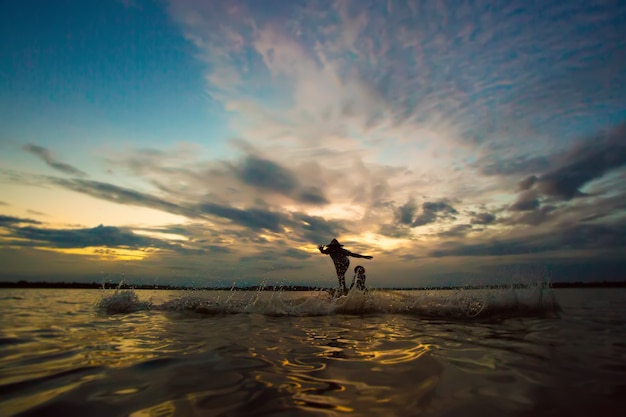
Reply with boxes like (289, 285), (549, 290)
(37, 246), (155, 261)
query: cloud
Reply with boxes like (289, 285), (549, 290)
(236, 156), (298, 194)
(50, 178), (193, 218)
(430, 223), (626, 258)
(390, 199), (461, 229)
(10, 224), (164, 249)
(395, 198), (418, 225)
(0, 215), (41, 226)
(284, 248), (311, 260)
(509, 191), (540, 212)
(497, 123), (626, 229)
(48, 176), (290, 234)
(291, 213), (347, 244)
(470, 212), (496, 225)
(515, 124), (626, 201)
(438, 224), (473, 238)
(517, 175), (538, 191)
(25, 172), (345, 244)
(3, 1), (626, 285)
(411, 210), (438, 227)
(297, 187), (328, 205)
(377, 223), (413, 239)
(23, 144), (87, 177)
(479, 154), (550, 177)
(2, 221), (234, 257)
(197, 202), (286, 232)
(503, 205), (558, 226)
(232, 156), (329, 205)
(412, 201), (458, 227)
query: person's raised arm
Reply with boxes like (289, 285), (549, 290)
(318, 245), (329, 254)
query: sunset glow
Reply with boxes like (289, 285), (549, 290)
(1, 0), (624, 286)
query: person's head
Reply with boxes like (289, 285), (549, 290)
(354, 265), (365, 276)
(326, 238), (343, 247)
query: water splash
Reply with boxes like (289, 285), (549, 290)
(96, 285), (561, 319)
(95, 288), (152, 314)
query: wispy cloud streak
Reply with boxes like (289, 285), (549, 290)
(23, 144), (87, 177)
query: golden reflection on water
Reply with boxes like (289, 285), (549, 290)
(365, 342), (430, 365)
(0, 379), (86, 417)
(1, 290), (444, 416)
(244, 315), (443, 414)
(300, 317), (433, 365)
(3, 288), (623, 416)
(129, 400), (176, 417)
(81, 315), (173, 369)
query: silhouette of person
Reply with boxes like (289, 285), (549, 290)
(318, 239), (373, 294)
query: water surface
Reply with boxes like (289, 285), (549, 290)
(0, 287), (624, 416)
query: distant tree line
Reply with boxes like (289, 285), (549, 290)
(0, 281), (325, 291)
(1, 280), (624, 290)
(549, 281), (626, 288)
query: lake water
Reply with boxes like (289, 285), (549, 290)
(0, 287), (624, 416)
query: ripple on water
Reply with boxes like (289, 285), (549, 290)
(1, 288), (624, 417)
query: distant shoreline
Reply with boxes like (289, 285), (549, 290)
(1, 281), (625, 290)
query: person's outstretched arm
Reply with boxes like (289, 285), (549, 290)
(346, 250), (373, 259)
(318, 245), (329, 254)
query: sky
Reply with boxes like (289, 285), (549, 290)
(1, 0), (625, 288)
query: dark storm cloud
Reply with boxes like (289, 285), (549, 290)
(470, 212), (496, 225)
(438, 224), (473, 238)
(23, 144), (87, 177)
(411, 201), (458, 227)
(378, 223), (413, 239)
(369, 182), (394, 209)
(52, 178), (190, 216)
(43, 175), (339, 241)
(284, 248), (311, 260)
(517, 175), (538, 191)
(201, 244), (233, 254)
(504, 205), (558, 226)
(0, 215), (41, 226)
(237, 156), (298, 194)
(232, 156), (329, 205)
(430, 223), (626, 258)
(3, 222), (229, 255)
(395, 198), (417, 225)
(50, 177), (289, 233)
(11, 224), (162, 249)
(411, 210), (437, 227)
(509, 191), (540, 212)
(392, 199), (459, 228)
(298, 187), (329, 205)
(479, 154), (550, 177)
(291, 213), (346, 244)
(149, 225), (193, 236)
(197, 202), (286, 232)
(513, 123), (626, 202)
(423, 202), (458, 213)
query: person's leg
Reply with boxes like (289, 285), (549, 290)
(338, 274), (346, 291)
(335, 258), (349, 292)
